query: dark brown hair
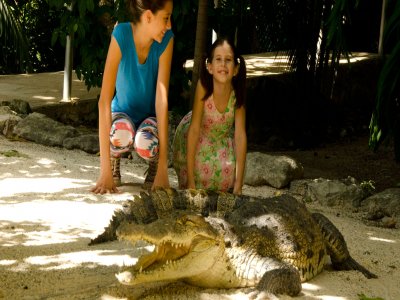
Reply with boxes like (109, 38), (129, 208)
(128, 0), (172, 24)
(199, 37), (247, 108)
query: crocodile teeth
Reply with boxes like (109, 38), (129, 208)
(115, 271), (133, 284)
(139, 266), (143, 273)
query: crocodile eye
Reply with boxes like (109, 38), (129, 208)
(178, 215), (197, 227)
(176, 215), (189, 225)
(185, 220), (196, 226)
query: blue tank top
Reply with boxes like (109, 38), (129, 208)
(110, 22), (173, 126)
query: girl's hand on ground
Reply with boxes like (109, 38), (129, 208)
(90, 178), (119, 194)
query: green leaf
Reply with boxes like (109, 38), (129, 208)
(51, 30), (59, 46)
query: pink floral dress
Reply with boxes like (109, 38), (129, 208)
(172, 92), (236, 191)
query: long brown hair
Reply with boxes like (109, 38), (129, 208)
(199, 37), (247, 108)
(127, 0), (172, 24)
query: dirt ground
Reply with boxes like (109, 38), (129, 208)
(267, 134), (400, 193)
(0, 133), (399, 300)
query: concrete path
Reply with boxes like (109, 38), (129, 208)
(0, 52), (374, 110)
(0, 71), (101, 109)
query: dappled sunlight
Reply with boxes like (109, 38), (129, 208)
(0, 200), (120, 246)
(33, 95), (56, 100)
(367, 233), (397, 244)
(302, 283), (347, 299)
(0, 259), (17, 266)
(184, 52), (377, 78)
(124, 171), (146, 182)
(0, 177), (92, 197)
(339, 52), (374, 63)
(36, 158), (56, 165)
(24, 249), (137, 270)
(302, 282), (322, 292)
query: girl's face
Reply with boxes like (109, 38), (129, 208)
(207, 41), (238, 84)
(149, 1), (173, 43)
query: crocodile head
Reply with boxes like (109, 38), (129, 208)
(115, 214), (225, 286)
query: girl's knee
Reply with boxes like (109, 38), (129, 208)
(110, 117), (136, 154)
(135, 117), (159, 160)
(134, 130), (159, 161)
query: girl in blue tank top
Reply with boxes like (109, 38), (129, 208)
(91, 0), (174, 194)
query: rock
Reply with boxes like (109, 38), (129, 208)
(290, 177), (364, 207)
(361, 188), (400, 222)
(63, 134), (99, 154)
(1, 99), (32, 115)
(244, 152), (304, 188)
(13, 112), (78, 147)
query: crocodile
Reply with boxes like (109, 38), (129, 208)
(91, 188), (377, 297)
(89, 188), (240, 245)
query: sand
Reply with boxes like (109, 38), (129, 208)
(0, 135), (399, 300)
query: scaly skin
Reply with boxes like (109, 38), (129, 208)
(97, 190), (377, 297)
(89, 188), (243, 245)
(116, 213), (302, 296)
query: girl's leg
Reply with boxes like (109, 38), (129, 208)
(172, 111), (192, 189)
(110, 113), (136, 186)
(134, 117), (159, 189)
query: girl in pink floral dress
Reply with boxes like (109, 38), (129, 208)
(173, 37), (247, 194)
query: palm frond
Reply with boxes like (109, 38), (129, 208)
(0, 0), (29, 72)
(369, 0), (400, 160)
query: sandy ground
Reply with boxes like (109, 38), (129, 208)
(0, 135), (399, 300)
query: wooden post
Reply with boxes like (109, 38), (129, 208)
(378, 0), (386, 57)
(62, 1), (75, 102)
(189, 0), (208, 108)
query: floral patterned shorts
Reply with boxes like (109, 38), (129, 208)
(110, 112), (158, 161)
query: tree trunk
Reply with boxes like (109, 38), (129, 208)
(378, 0), (387, 56)
(62, 1), (75, 102)
(189, 0), (208, 108)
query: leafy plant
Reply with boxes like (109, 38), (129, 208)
(358, 293), (384, 300)
(0, 0), (29, 73)
(47, 0), (114, 90)
(0, 149), (29, 158)
(369, 0), (400, 161)
(46, 0), (196, 109)
(360, 179), (375, 196)
(19, 0), (64, 72)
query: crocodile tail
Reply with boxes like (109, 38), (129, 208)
(312, 212), (377, 279)
(332, 256), (378, 279)
(89, 200), (137, 245)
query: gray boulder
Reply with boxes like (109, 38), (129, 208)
(13, 112), (78, 147)
(244, 152), (304, 188)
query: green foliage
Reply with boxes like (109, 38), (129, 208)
(369, 0), (400, 161)
(360, 180), (375, 197)
(169, 0), (198, 110)
(0, 149), (29, 158)
(0, 0), (29, 73)
(358, 293), (384, 300)
(47, 0), (113, 90)
(19, 0), (64, 72)
(46, 0), (196, 102)
(326, 0), (359, 64)
(1, 0), (68, 74)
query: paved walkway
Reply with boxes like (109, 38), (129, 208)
(0, 52), (375, 110)
(0, 71), (101, 109)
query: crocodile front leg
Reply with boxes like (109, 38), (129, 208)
(257, 265), (302, 296)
